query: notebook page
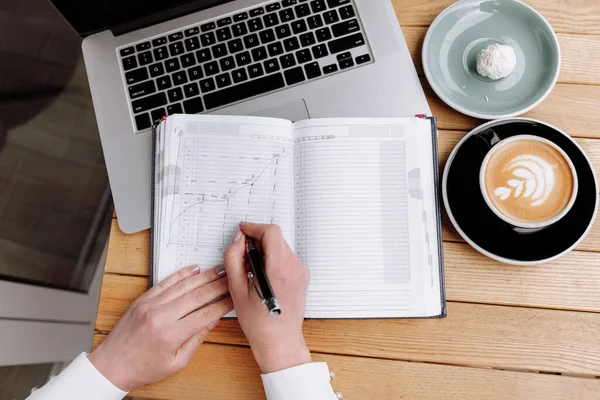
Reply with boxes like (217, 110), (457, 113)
(293, 118), (441, 318)
(155, 115), (295, 283)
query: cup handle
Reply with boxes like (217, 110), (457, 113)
(476, 128), (502, 155)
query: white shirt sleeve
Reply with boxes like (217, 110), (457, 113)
(261, 362), (339, 400)
(26, 353), (128, 400)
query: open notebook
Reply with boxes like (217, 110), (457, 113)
(152, 115), (445, 319)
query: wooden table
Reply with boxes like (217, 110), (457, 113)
(94, 0), (600, 398)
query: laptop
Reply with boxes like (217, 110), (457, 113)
(51, 0), (429, 233)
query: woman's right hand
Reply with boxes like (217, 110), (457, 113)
(224, 222), (312, 374)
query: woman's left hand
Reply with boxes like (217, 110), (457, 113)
(88, 264), (232, 392)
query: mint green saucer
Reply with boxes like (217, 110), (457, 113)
(422, 0), (561, 119)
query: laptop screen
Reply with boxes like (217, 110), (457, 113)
(50, 0), (232, 37)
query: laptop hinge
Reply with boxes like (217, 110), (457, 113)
(110, 0), (232, 36)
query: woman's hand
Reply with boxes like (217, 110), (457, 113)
(88, 265), (232, 391)
(224, 223), (312, 374)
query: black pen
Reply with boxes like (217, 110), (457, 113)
(245, 237), (281, 317)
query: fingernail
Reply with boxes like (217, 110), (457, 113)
(215, 265), (226, 276)
(208, 321), (219, 331)
(231, 230), (242, 243)
(190, 265), (200, 274)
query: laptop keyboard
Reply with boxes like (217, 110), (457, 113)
(118, 0), (373, 132)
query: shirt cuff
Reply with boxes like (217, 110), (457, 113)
(261, 362), (338, 400)
(27, 352), (128, 400)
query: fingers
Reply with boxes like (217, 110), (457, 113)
(179, 295), (234, 339)
(165, 276), (230, 319)
(223, 229), (248, 294)
(145, 264), (201, 299)
(239, 222), (269, 240)
(155, 266), (226, 305)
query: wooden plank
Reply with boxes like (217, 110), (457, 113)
(392, 0), (600, 35)
(403, 26), (600, 86)
(93, 334), (600, 400)
(95, 275), (600, 375)
(105, 218), (150, 276)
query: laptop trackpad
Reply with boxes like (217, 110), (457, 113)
(250, 99), (310, 122)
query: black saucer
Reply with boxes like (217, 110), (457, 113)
(443, 119), (598, 264)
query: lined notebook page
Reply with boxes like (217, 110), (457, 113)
(155, 115), (295, 283)
(293, 118), (440, 318)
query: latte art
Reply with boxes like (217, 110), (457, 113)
(493, 154), (555, 207)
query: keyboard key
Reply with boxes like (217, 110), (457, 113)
(151, 108), (167, 122)
(304, 61), (322, 79)
(280, 54), (296, 68)
(264, 58), (281, 73)
(216, 27), (232, 42)
(276, 24), (292, 39)
(284, 37), (300, 52)
(129, 80), (156, 99)
(336, 51), (352, 61)
(120, 46), (134, 56)
(136, 42), (151, 51)
(267, 42), (285, 57)
(228, 38), (244, 53)
(204, 61), (220, 76)
(201, 32), (216, 46)
(323, 63), (338, 74)
(188, 66), (204, 81)
(324, 10), (339, 24)
(169, 32), (184, 41)
(234, 12), (248, 22)
(356, 54), (371, 64)
(212, 43), (228, 58)
(204, 73), (285, 110)
(184, 82), (200, 97)
(185, 27), (199, 36)
(125, 68), (149, 84)
(315, 27), (332, 42)
(291, 19), (308, 34)
(183, 97), (204, 113)
(332, 19), (360, 37)
(153, 46), (169, 61)
(196, 49), (212, 63)
(248, 18), (263, 32)
(149, 63), (165, 77)
(248, 63), (264, 78)
(339, 4), (355, 19)
(173, 70), (188, 85)
(200, 77), (216, 93)
(232, 68), (249, 83)
(249, 7), (265, 17)
(152, 37), (167, 46)
(184, 37), (200, 52)
(279, 9), (295, 23)
(296, 49), (312, 63)
(312, 44), (329, 59)
(327, 0), (351, 7)
(132, 92), (167, 113)
(260, 29), (276, 44)
(220, 56), (236, 71)
(135, 113), (152, 130)
(201, 22), (216, 32)
(263, 13), (279, 27)
(266, 3), (281, 11)
(157, 76), (172, 90)
(236, 51), (252, 66)
(252, 46), (268, 62)
(243, 34), (260, 48)
(168, 42), (184, 56)
(299, 32), (316, 47)
(232, 22), (248, 37)
(283, 0), (298, 6)
(218, 17), (232, 26)
(181, 54), (196, 68)
(339, 57), (354, 69)
(167, 103), (183, 115)
(295, 3), (310, 17)
(167, 87), (184, 102)
(137, 51), (153, 66)
(307, 15), (324, 29)
(216, 73), (232, 88)
(310, 0), (326, 13)
(284, 66), (306, 85)
(165, 58), (181, 72)
(328, 32), (365, 54)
